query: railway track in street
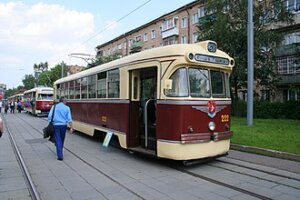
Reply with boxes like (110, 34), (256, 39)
(1, 114), (41, 200)
(10, 114), (146, 200)
(8, 113), (300, 200)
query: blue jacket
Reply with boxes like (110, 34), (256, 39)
(48, 102), (72, 126)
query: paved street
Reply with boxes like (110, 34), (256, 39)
(1, 112), (300, 200)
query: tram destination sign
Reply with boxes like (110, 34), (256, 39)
(194, 54), (230, 65)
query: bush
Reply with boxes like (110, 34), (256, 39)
(232, 100), (300, 119)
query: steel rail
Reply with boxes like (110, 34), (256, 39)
(2, 115), (41, 200)
(15, 114), (146, 200)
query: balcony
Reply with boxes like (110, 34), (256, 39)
(278, 73), (300, 85)
(161, 27), (179, 39)
(130, 41), (143, 54)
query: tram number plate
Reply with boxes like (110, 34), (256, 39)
(103, 131), (113, 147)
(221, 115), (229, 122)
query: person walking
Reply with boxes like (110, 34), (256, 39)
(0, 100), (2, 113)
(47, 96), (73, 161)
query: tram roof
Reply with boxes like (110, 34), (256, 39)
(55, 40), (234, 85)
(24, 87), (53, 94)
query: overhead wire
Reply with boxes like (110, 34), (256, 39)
(54, 0), (152, 64)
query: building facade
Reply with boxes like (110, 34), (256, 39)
(95, 0), (300, 102)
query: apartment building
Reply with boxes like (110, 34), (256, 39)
(95, 0), (202, 57)
(95, 0), (300, 102)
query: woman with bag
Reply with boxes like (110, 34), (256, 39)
(47, 97), (73, 161)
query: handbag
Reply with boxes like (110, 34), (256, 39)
(43, 104), (56, 143)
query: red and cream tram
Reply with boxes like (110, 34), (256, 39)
(54, 40), (234, 161)
(9, 93), (25, 110)
(24, 87), (54, 116)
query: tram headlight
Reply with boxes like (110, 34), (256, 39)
(208, 121), (216, 131)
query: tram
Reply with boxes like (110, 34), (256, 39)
(54, 40), (234, 161)
(9, 93), (25, 110)
(23, 87), (54, 116)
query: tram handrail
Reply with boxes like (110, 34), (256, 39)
(144, 99), (155, 148)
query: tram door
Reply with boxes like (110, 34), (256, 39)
(129, 67), (157, 150)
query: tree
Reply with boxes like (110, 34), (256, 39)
(87, 54), (120, 69)
(197, 0), (295, 103)
(22, 74), (35, 89)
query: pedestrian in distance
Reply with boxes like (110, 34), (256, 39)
(47, 96), (73, 161)
(4, 101), (9, 114)
(17, 100), (22, 113)
(10, 101), (15, 114)
(0, 117), (3, 138)
(0, 100), (2, 113)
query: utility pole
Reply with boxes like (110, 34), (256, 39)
(61, 62), (64, 78)
(247, 0), (254, 126)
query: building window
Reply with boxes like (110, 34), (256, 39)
(282, 31), (300, 45)
(118, 43), (122, 50)
(181, 17), (188, 28)
(192, 32), (198, 43)
(276, 56), (300, 74)
(287, 0), (300, 12)
(198, 6), (205, 18)
(181, 35), (187, 44)
(162, 18), (175, 31)
(136, 35), (141, 42)
(151, 29), (156, 39)
(192, 12), (199, 24)
(288, 89), (300, 101)
(260, 90), (270, 101)
(143, 33), (148, 41)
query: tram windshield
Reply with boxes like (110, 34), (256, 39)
(38, 94), (53, 100)
(166, 67), (229, 98)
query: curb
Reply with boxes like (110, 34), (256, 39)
(230, 144), (300, 162)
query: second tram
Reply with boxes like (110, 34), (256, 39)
(54, 40), (234, 161)
(24, 87), (54, 116)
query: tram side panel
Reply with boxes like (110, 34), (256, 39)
(68, 101), (129, 147)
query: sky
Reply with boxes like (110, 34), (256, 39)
(0, 0), (195, 89)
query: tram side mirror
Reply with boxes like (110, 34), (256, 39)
(164, 79), (173, 90)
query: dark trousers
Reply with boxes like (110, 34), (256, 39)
(54, 125), (67, 159)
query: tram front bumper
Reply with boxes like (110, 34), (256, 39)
(157, 139), (230, 160)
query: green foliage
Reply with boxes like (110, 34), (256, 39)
(22, 74), (35, 89)
(231, 117), (300, 154)
(232, 100), (300, 119)
(197, 0), (295, 101)
(87, 54), (120, 69)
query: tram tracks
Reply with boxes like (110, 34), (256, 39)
(1, 114), (41, 200)
(11, 114), (146, 200)
(12, 114), (300, 200)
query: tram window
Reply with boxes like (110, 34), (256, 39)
(165, 68), (188, 97)
(38, 94), (53, 100)
(97, 72), (107, 98)
(107, 69), (120, 98)
(81, 77), (88, 99)
(75, 79), (81, 99)
(69, 81), (75, 99)
(211, 71), (226, 98)
(88, 75), (96, 98)
(189, 68), (210, 98)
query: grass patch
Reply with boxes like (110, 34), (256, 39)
(231, 117), (300, 154)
